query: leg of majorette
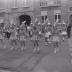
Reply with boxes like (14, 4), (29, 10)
(36, 40), (40, 52)
(30, 31), (32, 38)
(54, 42), (59, 54)
(63, 34), (67, 42)
(10, 39), (15, 50)
(23, 40), (26, 50)
(28, 31), (31, 37)
(3, 32), (7, 49)
(13, 39), (18, 50)
(62, 35), (64, 42)
(0, 35), (3, 49)
(20, 41), (23, 51)
(45, 37), (48, 45)
(54, 42), (57, 54)
(16, 34), (20, 50)
(33, 40), (37, 53)
(21, 40), (26, 51)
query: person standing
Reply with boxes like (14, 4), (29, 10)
(19, 21), (27, 51)
(31, 26), (40, 53)
(67, 24), (72, 38)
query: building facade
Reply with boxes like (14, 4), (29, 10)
(0, 0), (34, 26)
(0, 0), (72, 26)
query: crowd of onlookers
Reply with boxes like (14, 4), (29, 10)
(0, 18), (69, 53)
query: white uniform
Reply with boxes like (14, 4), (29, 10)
(27, 26), (31, 31)
(52, 36), (60, 42)
(45, 31), (51, 38)
(31, 35), (38, 40)
(20, 35), (26, 41)
(61, 31), (67, 36)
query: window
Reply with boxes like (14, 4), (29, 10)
(41, 11), (47, 24)
(41, 16), (47, 23)
(40, 0), (48, 7)
(54, 14), (61, 23)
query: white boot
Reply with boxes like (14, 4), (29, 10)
(54, 48), (57, 54)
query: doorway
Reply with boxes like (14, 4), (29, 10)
(19, 15), (31, 26)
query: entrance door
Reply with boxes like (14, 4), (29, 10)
(19, 15), (31, 26)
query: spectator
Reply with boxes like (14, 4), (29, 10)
(67, 24), (72, 38)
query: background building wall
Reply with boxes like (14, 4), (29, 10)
(0, 0), (72, 25)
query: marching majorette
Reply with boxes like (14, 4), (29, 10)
(45, 31), (52, 45)
(31, 26), (40, 53)
(10, 24), (18, 50)
(62, 20), (66, 25)
(52, 35), (60, 54)
(19, 21), (27, 51)
(3, 24), (11, 49)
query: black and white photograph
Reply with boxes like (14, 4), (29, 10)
(0, 0), (72, 72)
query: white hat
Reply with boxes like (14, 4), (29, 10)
(27, 26), (31, 30)
(31, 21), (33, 25)
(39, 31), (42, 34)
(47, 21), (51, 25)
(63, 21), (66, 24)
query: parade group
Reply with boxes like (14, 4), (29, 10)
(0, 18), (68, 53)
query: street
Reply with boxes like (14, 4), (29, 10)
(0, 39), (54, 72)
(0, 38), (71, 72)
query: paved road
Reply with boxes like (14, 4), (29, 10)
(32, 39), (72, 72)
(0, 39), (54, 72)
(0, 38), (72, 72)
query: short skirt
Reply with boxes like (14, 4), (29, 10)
(52, 36), (60, 42)
(31, 35), (38, 40)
